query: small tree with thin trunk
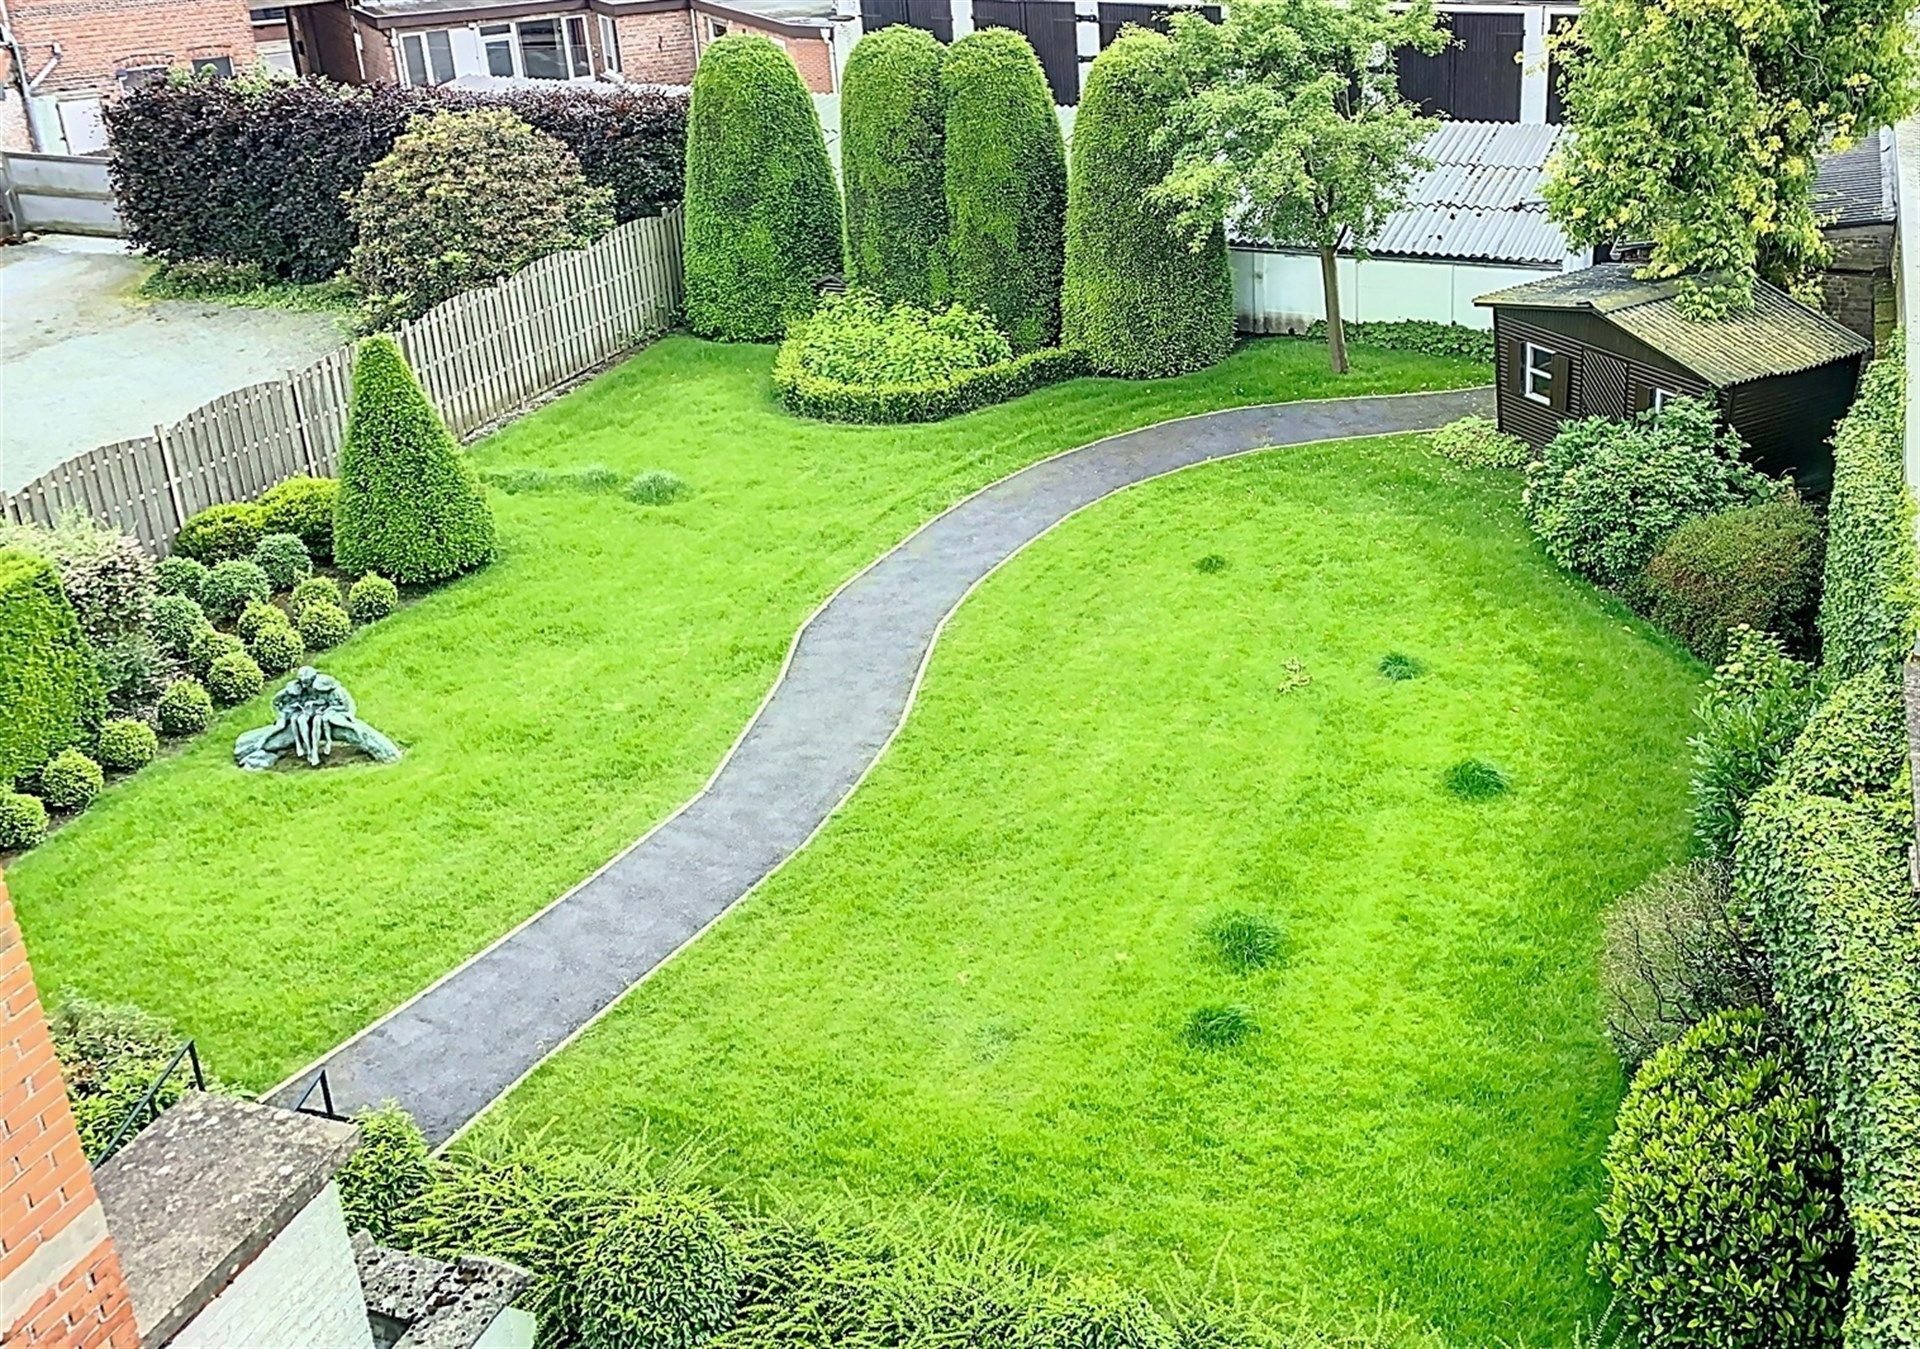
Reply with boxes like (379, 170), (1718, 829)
(1152, 0), (1443, 373)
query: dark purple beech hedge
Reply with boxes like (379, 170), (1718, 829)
(105, 75), (687, 283)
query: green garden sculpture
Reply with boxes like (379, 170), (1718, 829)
(234, 666), (401, 771)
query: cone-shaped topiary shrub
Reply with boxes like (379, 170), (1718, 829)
(683, 35), (843, 341)
(333, 336), (494, 586)
(0, 550), (105, 789)
(1063, 31), (1234, 377)
(842, 26), (950, 308)
(942, 28), (1067, 352)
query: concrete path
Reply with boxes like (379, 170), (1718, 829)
(270, 385), (1493, 1142)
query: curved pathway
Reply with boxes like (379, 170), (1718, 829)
(270, 386), (1492, 1142)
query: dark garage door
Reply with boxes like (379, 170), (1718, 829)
(1096, 1), (1220, 48)
(973, 0), (1081, 103)
(863, 0), (954, 42)
(1396, 10), (1525, 122)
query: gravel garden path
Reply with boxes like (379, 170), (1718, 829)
(269, 385), (1491, 1142)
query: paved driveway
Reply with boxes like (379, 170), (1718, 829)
(1, 235), (346, 492)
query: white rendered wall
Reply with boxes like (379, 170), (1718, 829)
(171, 1183), (374, 1349)
(1230, 249), (1560, 331)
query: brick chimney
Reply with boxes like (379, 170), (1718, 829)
(1, 870), (138, 1348)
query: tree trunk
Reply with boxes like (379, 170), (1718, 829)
(1320, 244), (1349, 375)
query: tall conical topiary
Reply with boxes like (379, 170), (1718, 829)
(683, 34), (843, 341)
(842, 25), (949, 308)
(1064, 31), (1235, 377)
(333, 336), (494, 586)
(942, 28), (1067, 352)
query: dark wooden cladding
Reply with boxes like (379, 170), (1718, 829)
(1723, 367), (1855, 491)
(1096, 1), (1220, 47)
(1396, 10), (1524, 122)
(973, 0), (1081, 103)
(1546, 12), (1577, 125)
(863, 0), (953, 42)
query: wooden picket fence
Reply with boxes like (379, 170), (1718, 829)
(2, 210), (685, 555)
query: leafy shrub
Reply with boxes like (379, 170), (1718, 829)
(0, 550), (105, 789)
(248, 622), (304, 677)
(943, 29), (1068, 353)
(624, 470), (688, 507)
(152, 594), (209, 657)
(175, 502), (264, 564)
(1182, 1002), (1255, 1048)
(156, 678), (214, 736)
(1443, 759), (1509, 800)
(348, 107), (614, 328)
(96, 718), (158, 772)
(1777, 663), (1909, 809)
(338, 1104), (434, 1242)
(683, 35), (842, 341)
(1640, 492), (1825, 663)
(1524, 398), (1768, 589)
(235, 599), (286, 642)
(575, 1193), (744, 1348)
(1689, 626), (1817, 857)
(1431, 415), (1529, 469)
(1063, 32), (1233, 378)
(39, 747), (103, 811)
(0, 511), (156, 649)
(843, 26), (949, 309)
(188, 627), (246, 679)
(94, 636), (163, 714)
(1592, 1008), (1850, 1346)
(155, 555), (208, 602)
(290, 575), (344, 618)
(256, 476), (339, 560)
(142, 255), (273, 297)
(1303, 318), (1494, 362)
(206, 650), (265, 705)
(334, 336), (494, 585)
(1599, 860), (1771, 1070)
(0, 792), (48, 851)
(250, 532), (313, 591)
(298, 600), (352, 651)
(347, 572), (399, 624)
(200, 559), (272, 623)
(48, 995), (208, 1159)
(1377, 651), (1425, 680)
(1203, 911), (1285, 972)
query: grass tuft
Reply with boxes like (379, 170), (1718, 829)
(1443, 758), (1511, 801)
(480, 465), (623, 496)
(1203, 910), (1286, 973)
(1194, 553), (1229, 574)
(1378, 652), (1426, 681)
(626, 468), (688, 506)
(1182, 1002), (1256, 1049)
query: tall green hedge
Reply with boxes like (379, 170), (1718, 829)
(1818, 335), (1920, 682)
(333, 337), (494, 586)
(1062, 31), (1233, 377)
(942, 28), (1067, 353)
(0, 550), (105, 789)
(683, 35), (843, 342)
(842, 26), (950, 309)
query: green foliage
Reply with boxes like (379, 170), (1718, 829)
(94, 636), (163, 715)
(334, 336), (495, 586)
(1640, 492), (1825, 663)
(1304, 319), (1495, 362)
(348, 107), (614, 328)
(1431, 415), (1529, 470)
(201, 559), (272, 623)
(942, 29), (1067, 353)
(1524, 398), (1768, 590)
(290, 574), (345, 618)
(1203, 910), (1285, 972)
(1194, 553), (1228, 574)
(0, 511), (156, 650)
(624, 470), (687, 507)
(1778, 661), (1909, 807)
(683, 35), (842, 342)
(1817, 335), (1919, 681)
(1181, 1002), (1256, 1048)
(1377, 651), (1425, 680)
(0, 792), (48, 851)
(250, 532), (313, 591)
(1443, 758), (1509, 800)
(175, 502), (264, 564)
(1063, 32), (1233, 379)
(1689, 626), (1817, 858)
(0, 550), (105, 789)
(156, 677), (213, 736)
(842, 25), (950, 309)
(347, 572), (399, 624)
(96, 718), (158, 772)
(257, 476), (339, 560)
(235, 599), (286, 642)
(155, 555), (208, 603)
(39, 748), (103, 812)
(480, 465), (625, 496)
(206, 650), (265, 706)
(1544, 0), (1920, 316)
(298, 600), (353, 652)
(187, 627), (246, 679)
(48, 995), (208, 1160)
(152, 594), (209, 658)
(338, 1104), (434, 1243)
(248, 622), (305, 677)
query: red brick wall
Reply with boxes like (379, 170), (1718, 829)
(615, 10), (699, 84)
(2, 0), (257, 96)
(0, 876), (137, 1349)
(690, 12), (836, 92)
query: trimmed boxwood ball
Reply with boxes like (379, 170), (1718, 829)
(39, 747), (103, 811)
(299, 599), (352, 651)
(250, 531), (313, 591)
(206, 650), (265, 706)
(201, 559), (271, 623)
(174, 502), (263, 564)
(187, 628), (246, 679)
(248, 622), (305, 677)
(96, 718), (158, 772)
(257, 475), (339, 560)
(334, 336), (494, 586)
(290, 574), (345, 619)
(347, 572), (399, 624)
(154, 555), (208, 602)
(942, 28), (1067, 353)
(1063, 31), (1234, 378)
(156, 678), (214, 736)
(842, 25), (950, 309)
(0, 792), (48, 851)
(234, 599), (286, 643)
(574, 1192), (745, 1348)
(683, 35), (842, 342)
(1592, 1008), (1849, 1346)
(152, 594), (209, 658)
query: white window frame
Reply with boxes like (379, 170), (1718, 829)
(707, 15), (729, 40)
(399, 28), (456, 85)
(1650, 386), (1678, 412)
(1523, 342), (1556, 406)
(599, 14), (622, 73)
(474, 16), (594, 81)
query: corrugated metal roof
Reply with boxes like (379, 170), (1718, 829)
(1814, 129), (1897, 228)
(1476, 263), (1871, 385)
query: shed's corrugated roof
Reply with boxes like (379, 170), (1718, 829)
(1475, 263), (1871, 385)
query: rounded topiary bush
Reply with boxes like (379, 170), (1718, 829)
(0, 791), (48, 851)
(206, 650), (265, 706)
(156, 678), (214, 736)
(151, 594), (208, 658)
(299, 599), (352, 651)
(1063, 31), (1233, 377)
(235, 599), (286, 643)
(174, 502), (263, 564)
(1593, 1008), (1849, 1346)
(842, 25), (949, 309)
(290, 575), (345, 619)
(96, 718), (158, 772)
(155, 555), (208, 602)
(39, 747), (103, 811)
(347, 572), (399, 624)
(187, 628), (246, 679)
(943, 28), (1067, 352)
(1640, 491), (1825, 663)
(338, 1105), (434, 1243)
(257, 475), (339, 560)
(251, 532), (313, 591)
(683, 35), (842, 341)
(333, 336), (495, 586)
(248, 622), (304, 677)
(201, 559), (272, 623)
(574, 1192), (745, 1349)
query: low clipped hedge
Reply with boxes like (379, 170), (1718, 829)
(777, 344), (1086, 424)
(1304, 318), (1494, 362)
(0, 550), (105, 788)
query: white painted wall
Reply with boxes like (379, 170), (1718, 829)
(171, 1183), (375, 1349)
(1231, 248), (1558, 331)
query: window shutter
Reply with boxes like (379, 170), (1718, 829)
(1509, 339), (1529, 396)
(1548, 353), (1573, 411)
(1631, 382), (1654, 412)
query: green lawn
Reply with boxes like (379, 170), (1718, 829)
(7, 336), (1482, 1089)
(491, 434), (1704, 1344)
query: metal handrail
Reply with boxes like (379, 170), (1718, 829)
(288, 1067), (348, 1122)
(94, 1039), (204, 1163)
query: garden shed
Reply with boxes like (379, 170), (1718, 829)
(1476, 264), (1872, 491)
